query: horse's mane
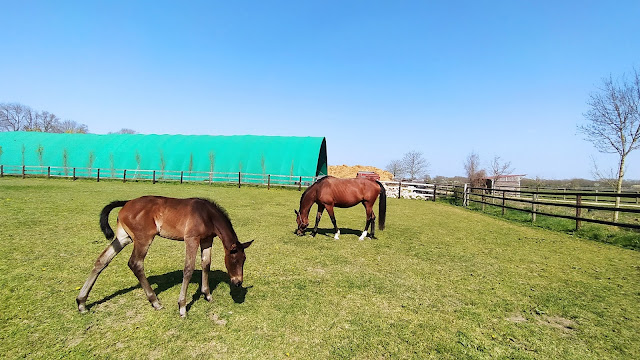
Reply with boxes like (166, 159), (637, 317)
(194, 198), (236, 234)
(299, 176), (330, 207)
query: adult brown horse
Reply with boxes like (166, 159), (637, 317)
(76, 196), (253, 317)
(295, 176), (386, 240)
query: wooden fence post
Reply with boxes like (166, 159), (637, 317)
(576, 195), (582, 230)
(73, 168), (76, 181)
(47, 166), (51, 178)
(532, 193), (537, 223)
(180, 171), (184, 184)
(97, 169), (100, 182)
(238, 172), (241, 188)
(502, 190), (506, 216)
(299, 176), (302, 191)
(481, 190), (485, 212)
(398, 181), (402, 199)
(0, 165), (3, 177)
(432, 184), (437, 202)
(152, 171), (156, 184)
(463, 184), (468, 207)
(268, 174), (271, 190)
(22, 165), (25, 179)
(123, 169), (127, 183)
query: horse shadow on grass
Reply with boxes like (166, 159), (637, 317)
(85, 269), (248, 312)
(299, 228), (367, 238)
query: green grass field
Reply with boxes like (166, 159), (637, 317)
(1, 178), (639, 359)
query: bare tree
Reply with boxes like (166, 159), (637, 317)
(401, 151), (429, 181)
(464, 151), (485, 188)
(488, 156), (514, 191)
(23, 107), (39, 131)
(490, 156), (513, 178)
(59, 119), (88, 134)
(0, 103), (29, 131)
(0, 102), (87, 133)
(578, 68), (640, 221)
(111, 128), (137, 134)
(385, 159), (405, 180)
(39, 111), (62, 132)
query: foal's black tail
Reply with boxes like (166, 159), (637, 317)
(100, 200), (128, 240)
(376, 181), (387, 230)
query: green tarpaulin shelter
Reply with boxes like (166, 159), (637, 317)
(0, 132), (327, 182)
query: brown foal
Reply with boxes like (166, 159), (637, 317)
(76, 196), (252, 317)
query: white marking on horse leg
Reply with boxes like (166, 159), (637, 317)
(359, 231), (368, 241)
(77, 236), (133, 312)
(116, 224), (132, 242)
(334, 230), (340, 240)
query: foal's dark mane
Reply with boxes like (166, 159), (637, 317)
(300, 176), (330, 207)
(194, 198), (237, 236)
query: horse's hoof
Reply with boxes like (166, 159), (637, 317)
(152, 301), (163, 310)
(205, 294), (213, 302)
(179, 307), (187, 317)
(78, 304), (87, 313)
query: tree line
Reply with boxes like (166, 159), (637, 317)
(0, 102), (89, 133)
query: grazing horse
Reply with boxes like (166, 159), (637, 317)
(295, 176), (386, 240)
(76, 196), (253, 317)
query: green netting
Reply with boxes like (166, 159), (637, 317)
(0, 132), (328, 179)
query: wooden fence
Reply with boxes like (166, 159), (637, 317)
(380, 181), (459, 201)
(456, 185), (640, 230)
(6, 165), (635, 231)
(0, 164), (315, 190)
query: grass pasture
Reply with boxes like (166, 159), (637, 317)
(1, 178), (639, 359)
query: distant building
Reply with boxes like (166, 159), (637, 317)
(485, 174), (525, 192)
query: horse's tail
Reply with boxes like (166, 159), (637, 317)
(376, 181), (386, 230)
(100, 200), (128, 240)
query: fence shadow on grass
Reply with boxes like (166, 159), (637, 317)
(85, 269), (248, 312)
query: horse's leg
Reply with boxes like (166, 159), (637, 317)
(367, 207), (377, 239)
(128, 237), (162, 310)
(200, 238), (214, 302)
(325, 205), (339, 239)
(76, 234), (132, 312)
(312, 204), (325, 237)
(178, 237), (199, 317)
(359, 202), (378, 240)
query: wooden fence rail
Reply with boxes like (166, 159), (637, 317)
(0, 164), (315, 190)
(458, 185), (640, 230)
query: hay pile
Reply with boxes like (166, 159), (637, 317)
(328, 165), (394, 181)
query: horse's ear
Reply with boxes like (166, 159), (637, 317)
(241, 240), (254, 249)
(294, 209), (299, 216)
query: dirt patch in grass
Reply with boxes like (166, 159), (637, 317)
(210, 313), (227, 326)
(538, 315), (576, 332)
(506, 312), (576, 333)
(506, 313), (528, 323)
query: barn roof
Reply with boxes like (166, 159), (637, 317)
(0, 132), (328, 178)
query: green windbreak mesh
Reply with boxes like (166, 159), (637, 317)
(0, 132), (328, 179)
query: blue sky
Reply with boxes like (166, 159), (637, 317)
(1, 1), (639, 179)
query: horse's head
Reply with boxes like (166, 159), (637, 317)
(294, 209), (308, 236)
(224, 240), (253, 287)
